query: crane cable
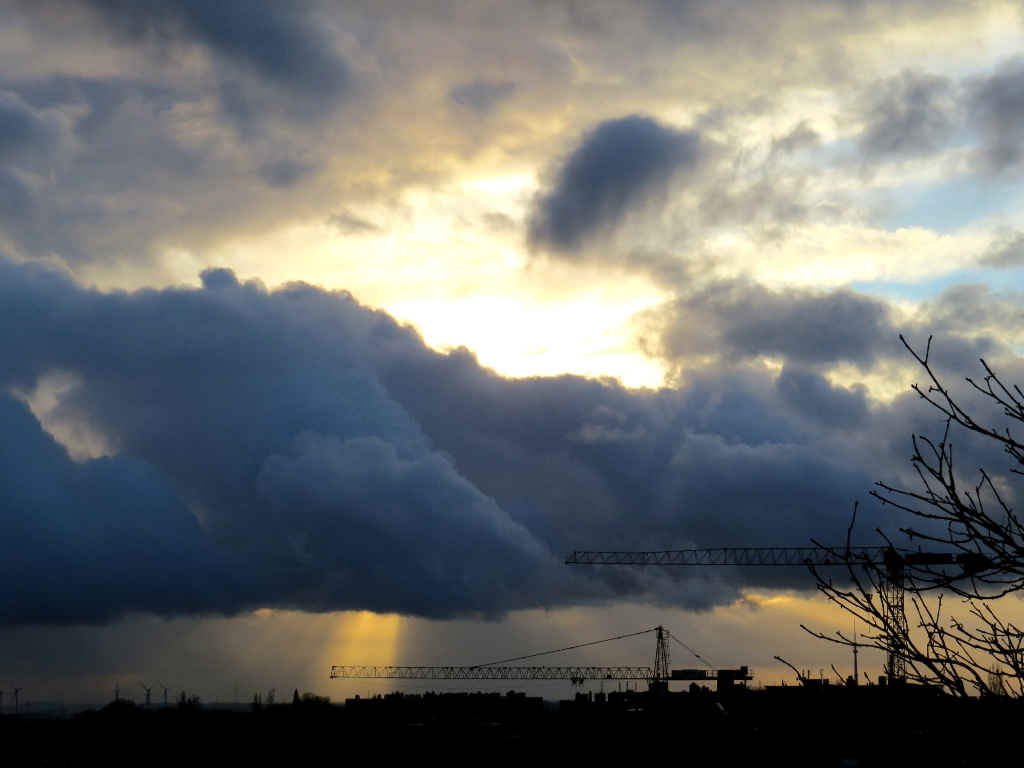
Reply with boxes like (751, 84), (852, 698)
(470, 626), (661, 668)
(668, 630), (713, 669)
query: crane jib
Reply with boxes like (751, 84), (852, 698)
(565, 547), (895, 567)
(329, 665), (655, 680)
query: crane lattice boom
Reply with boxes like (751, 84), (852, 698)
(565, 547), (891, 567)
(330, 665), (654, 681)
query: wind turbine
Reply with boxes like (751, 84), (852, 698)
(157, 682), (169, 708)
(11, 685), (21, 714)
(139, 682), (152, 708)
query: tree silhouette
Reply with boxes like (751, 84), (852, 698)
(806, 335), (1024, 697)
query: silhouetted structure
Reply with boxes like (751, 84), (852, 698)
(566, 546), (983, 682)
(332, 626), (747, 692)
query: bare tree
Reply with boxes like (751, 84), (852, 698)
(805, 335), (1024, 697)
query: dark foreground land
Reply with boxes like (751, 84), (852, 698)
(2, 684), (1020, 767)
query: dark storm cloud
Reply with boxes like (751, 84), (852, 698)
(372, 345), (899, 604)
(1, 256), (958, 624)
(0, 258), (560, 624)
(528, 115), (701, 252)
(965, 60), (1024, 172)
(0, 393), (231, 625)
(69, 0), (348, 103)
(856, 71), (955, 160)
(449, 80), (517, 114)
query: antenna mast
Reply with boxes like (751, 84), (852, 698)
(853, 621), (859, 685)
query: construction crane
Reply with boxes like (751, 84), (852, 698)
(331, 626), (751, 692)
(331, 664), (653, 685)
(566, 546), (990, 682)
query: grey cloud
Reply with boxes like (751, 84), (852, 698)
(0, 75), (333, 265)
(8, 77), (181, 142)
(0, 91), (66, 254)
(0, 77), (205, 262)
(0, 170), (34, 225)
(259, 158), (314, 189)
(857, 71), (955, 160)
(450, 80), (517, 114)
(481, 211), (517, 233)
(776, 367), (869, 429)
(914, 284), (1023, 360)
(980, 230), (1024, 269)
(697, 175), (814, 232)
(328, 210), (380, 235)
(966, 60), (1024, 172)
(642, 276), (1008, 384)
(0, 90), (59, 162)
(648, 279), (898, 369)
(771, 121), (821, 155)
(528, 115), (701, 252)
(216, 79), (260, 138)
(71, 0), (349, 104)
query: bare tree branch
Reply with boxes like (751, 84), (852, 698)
(806, 336), (1024, 697)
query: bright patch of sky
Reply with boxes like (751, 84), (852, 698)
(852, 268), (1024, 304)
(875, 175), (1024, 234)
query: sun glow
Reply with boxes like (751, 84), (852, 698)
(388, 293), (668, 388)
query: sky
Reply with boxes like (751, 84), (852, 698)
(3, 0), (1024, 710)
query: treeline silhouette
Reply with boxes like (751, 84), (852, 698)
(1, 684), (1022, 765)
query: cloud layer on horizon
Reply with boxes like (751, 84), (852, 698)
(2, 256), (1020, 626)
